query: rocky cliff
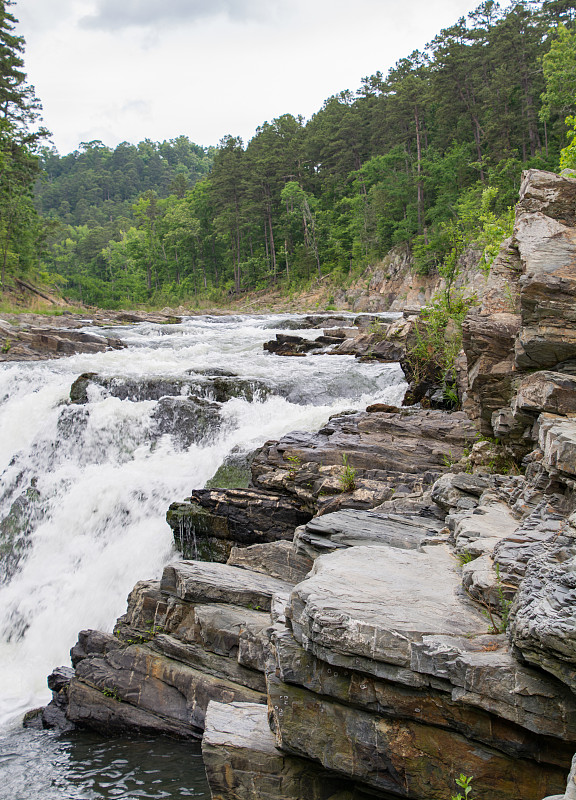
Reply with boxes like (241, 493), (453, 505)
(39, 170), (576, 800)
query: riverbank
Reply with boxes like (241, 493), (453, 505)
(0, 230), (485, 363)
(5, 169), (576, 800)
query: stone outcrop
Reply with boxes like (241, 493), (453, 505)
(268, 558), (573, 796)
(44, 485), (576, 800)
(333, 243), (486, 314)
(293, 508), (445, 559)
(251, 407), (476, 514)
(0, 308), (180, 361)
(43, 558), (296, 737)
(263, 313), (417, 364)
(0, 323), (125, 361)
(167, 489), (312, 562)
(69, 371), (270, 405)
(202, 702), (376, 800)
(462, 170), (576, 442)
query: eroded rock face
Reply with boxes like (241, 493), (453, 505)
(266, 541), (574, 800)
(202, 701), (375, 800)
(462, 311), (521, 433)
(509, 541), (576, 692)
(252, 408), (477, 515)
(167, 489), (312, 562)
(513, 171), (576, 372)
(537, 414), (576, 481)
(463, 170), (576, 442)
(515, 372), (576, 417)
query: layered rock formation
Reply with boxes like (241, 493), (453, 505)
(463, 169), (576, 438)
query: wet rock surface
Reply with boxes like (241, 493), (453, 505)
(167, 489), (312, 562)
(69, 372), (270, 405)
(263, 314), (413, 363)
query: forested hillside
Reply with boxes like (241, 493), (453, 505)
(2, 0), (576, 309)
(0, 0), (48, 295)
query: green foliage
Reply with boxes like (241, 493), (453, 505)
(285, 453), (301, 481)
(540, 24), (576, 125)
(451, 774), (474, 800)
(1, 337), (11, 353)
(20, 1), (574, 307)
(560, 115), (576, 169)
(540, 23), (576, 169)
(413, 186), (514, 279)
(457, 550), (475, 566)
(405, 290), (477, 405)
(102, 686), (122, 702)
(339, 454), (357, 493)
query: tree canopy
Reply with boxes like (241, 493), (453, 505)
(4, 0), (575, 308)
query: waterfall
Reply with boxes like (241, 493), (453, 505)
(0, 313), (406, 730)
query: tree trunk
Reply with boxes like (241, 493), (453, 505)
(414, 105), (424, 234)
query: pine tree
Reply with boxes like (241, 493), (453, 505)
(0, 0), (49, 288)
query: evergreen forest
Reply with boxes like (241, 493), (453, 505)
(1, 0), (576, 309)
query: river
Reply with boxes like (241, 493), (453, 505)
(0, 312), (406, 799)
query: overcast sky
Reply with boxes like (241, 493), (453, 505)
(16, 0), (489, 156)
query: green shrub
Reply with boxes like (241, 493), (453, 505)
(339, 454), (357, 492)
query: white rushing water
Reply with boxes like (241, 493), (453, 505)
(0, 313), (406, 728)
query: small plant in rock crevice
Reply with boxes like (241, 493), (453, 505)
(339, 454), (357, 492)
(285, 453), (301, 480)
(466, 565), (514, 634)
(102, 686), (123, 702)
(456, 550), (475, 566)
(145, 619), (165, 637)
(451, 773), (474, 800)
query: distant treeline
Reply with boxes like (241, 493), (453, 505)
(2, 0), (576, 308)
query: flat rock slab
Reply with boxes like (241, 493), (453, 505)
(294, 508), (445, 559)
(227, 540), (313, 584)
(453, 503), (519, 558)
(288, 544), (487, 671)
(161, 560), (293, 612)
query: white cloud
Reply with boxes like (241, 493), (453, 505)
(13, 0), (492, 155)
(80, 0), (282, 29)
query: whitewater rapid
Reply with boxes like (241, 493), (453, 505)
(0, 313), (406, 729)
